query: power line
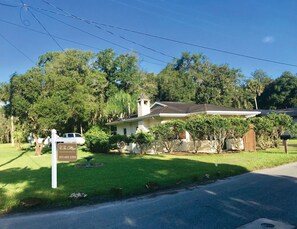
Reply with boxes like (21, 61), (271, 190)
(35, 1), (175, 59)
(2, 0), (296, 68)
(0, 2), (19, 7)
(0, 18), (101, 48)
(25, 5), (64, 51)
(139, 59), (165, 66)
(90, 24), (297, 69)
(41, 0), (174, 59)
(0, 31), (35, 64)
(30, 8), (168, 64)
(38, 1), (297, 68)
(0, 0), (21, 4)
(1, 1), (172, 64)
(0, 18), (166, 67)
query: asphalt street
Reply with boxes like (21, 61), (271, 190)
(1, 162), (297, 229)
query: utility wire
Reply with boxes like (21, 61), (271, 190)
(0, 18), (100, 49)
(1, 0), (21, 4)
(0, 18), (166, 67)
(0, 31), (35, 64)
(40, 0), (174, 59)
(0, 2), (19, 7)
(30, 8), (168, 64)
(39, 0), (297, 68)
(4, 0), (294, 68)
(1, 1), (172, 63)
(25, 5), (64, 51)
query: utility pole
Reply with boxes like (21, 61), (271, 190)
(10, 116), (14, 146)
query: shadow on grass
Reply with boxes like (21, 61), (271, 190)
(0, 155), (250, 215)
(1, 170), (297, 228)
(0, 147), (32, 168)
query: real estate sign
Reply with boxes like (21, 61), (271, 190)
(57, 143), (77, 162)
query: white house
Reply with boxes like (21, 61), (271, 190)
(107, 95), (260, 136)
(106, 95), (261, 153)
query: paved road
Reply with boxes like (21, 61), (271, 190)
(1, 162), (297, 229)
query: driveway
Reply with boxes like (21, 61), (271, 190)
(1, 162), (297, 229)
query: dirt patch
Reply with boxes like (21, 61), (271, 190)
(20, 198), (43, 208)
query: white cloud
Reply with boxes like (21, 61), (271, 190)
(262, 36), (275, 44)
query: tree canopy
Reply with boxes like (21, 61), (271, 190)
(1, 48), (296, 151)
(259, 71), (297, 109)
(158, 52), (249, 108)
(246, 70), (272, 109)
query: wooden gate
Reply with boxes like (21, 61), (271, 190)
(243, 124), (256, 152)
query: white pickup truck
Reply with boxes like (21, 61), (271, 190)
(56, 133), (85, 145)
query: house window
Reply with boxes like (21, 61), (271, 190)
(111, 126), (117, 135)
(123, 128), (127, 136)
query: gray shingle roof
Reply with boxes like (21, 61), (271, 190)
(106, 101), (260, 125)
(151, 102), (254, 114)
(259, 108), (297, 117)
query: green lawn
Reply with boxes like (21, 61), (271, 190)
(1, 141), (297, 215)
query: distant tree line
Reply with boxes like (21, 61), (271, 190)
(0, 49), (296, 154)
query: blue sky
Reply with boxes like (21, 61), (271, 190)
(0, 0), (296, 83)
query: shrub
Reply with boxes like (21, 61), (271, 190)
(41, 145), (51, 154)
(185, 115), (249, 153)
(130, 132), (154, 154)
(150, 120), (185, 153)
(290, 122), (297, 138)
(252, 117), (274, 149)
(186, 115), (209, 153)
(252, 113), (293, 149)
(267, 113), (293, 147)
(205, 115), (232, 153)
(109, 134), (130, 153)
(14, 129), (26, 150)
(85, 126), (110, 153)
(228, 117), (250, 150)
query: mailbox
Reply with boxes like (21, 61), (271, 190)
(280, 131), (291, 140)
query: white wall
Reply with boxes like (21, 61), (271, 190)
(116, 117), (192, 141)
(117, 122), (138, 136)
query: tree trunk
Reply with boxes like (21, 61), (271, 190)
(6, 133), (9, 144)
(254, 96), (258, 110)
(193, 139), (197, 154)
(34, 135), (43, 156)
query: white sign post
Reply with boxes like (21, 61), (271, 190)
(51, 129), (57, 189)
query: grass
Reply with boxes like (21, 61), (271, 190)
(1, 140), (297, 215)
